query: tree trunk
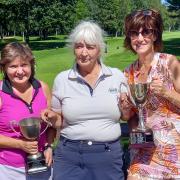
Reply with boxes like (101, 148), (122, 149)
(168, 25), (171, 32)
(42, 29), (48, 40)
(56, 28), (58, 36)
(22, 32), (25, 42)
(0, 26), (3, 40)
(24, 1), (30, 44)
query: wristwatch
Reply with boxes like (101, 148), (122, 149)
(44, 144), (54, 151)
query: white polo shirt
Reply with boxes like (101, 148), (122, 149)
(52, 63), (128, 142)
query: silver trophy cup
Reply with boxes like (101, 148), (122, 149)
(129, 83), (153, 146)
(10, 117), (49, 174)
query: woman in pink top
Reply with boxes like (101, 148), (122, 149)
(120, 9), (180, 179)
(0, 42), (55, 180)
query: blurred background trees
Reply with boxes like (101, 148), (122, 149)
(0, 0), (179, 43)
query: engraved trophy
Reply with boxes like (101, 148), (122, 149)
(10, 117), (49, 174)
(129, 83), (153, 146)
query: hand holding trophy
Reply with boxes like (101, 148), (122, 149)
(10, 117), (49, 174)
(129, 83), (153, 146)
(119, 82), (153, 147)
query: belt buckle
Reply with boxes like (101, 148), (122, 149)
(80, 140), (93, 145)
(87, 141), (92, 145)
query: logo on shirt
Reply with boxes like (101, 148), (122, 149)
(108, 88), (118, 94)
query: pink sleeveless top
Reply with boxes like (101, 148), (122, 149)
(0, 78), (47, 168)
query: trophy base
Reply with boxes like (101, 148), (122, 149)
(130, 130), (154, 148)
(26, 153), (48, 175)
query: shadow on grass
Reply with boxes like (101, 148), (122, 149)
(0, 39), (66, 51)
(0, 36), (179, 54)
(163, 37), (180, 57)
(0, 38), (19, 50)
(30, 35), (68, 41)
(29, 41), (66, 51)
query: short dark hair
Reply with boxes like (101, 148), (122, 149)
(124, 9), (163, 53)
(0, 42), (35, 79)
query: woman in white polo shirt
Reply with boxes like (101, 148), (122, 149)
(41, 20), (129, 180)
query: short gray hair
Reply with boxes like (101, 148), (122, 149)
(67, 20), (106, 53)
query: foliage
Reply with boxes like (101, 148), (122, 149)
(163, 0), (180, 31)
(0, 0), (179, 41)
(166, 0), (180, 11)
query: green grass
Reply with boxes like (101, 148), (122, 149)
(34, 48), (74, 87)
(35, 31), (179, 88)
(0, 31), (179, 88)
(163, 32), (180, 57)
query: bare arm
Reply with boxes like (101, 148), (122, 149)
(0, 135), (38, 154)
(41, 81), (57, 166)
(165, 56), (180, 107)
(41, 81), (52, 108)
(150, 55), (180, 108)
(41, 81), (62, 128)
(0, 96), (38, 154)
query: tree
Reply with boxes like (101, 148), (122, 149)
(165, 0), (180, 10)
(30, 0), (60, 39)
(74, 0), (90, 23)
(30, 0), (76, 39)
(1, 0), (32, 43)
(164, 0), (180, 30)
(83, 0), (128, 36)
(0, 3), (7, 39)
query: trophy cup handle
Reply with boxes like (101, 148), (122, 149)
(39, 121), (50, 136)
(10, 120), (21, 136)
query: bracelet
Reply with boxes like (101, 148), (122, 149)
(44, 144), (53, 151)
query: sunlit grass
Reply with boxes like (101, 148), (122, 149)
(0, 31), (179, 88)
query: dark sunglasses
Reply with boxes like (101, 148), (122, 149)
(128, 29), (154, 39)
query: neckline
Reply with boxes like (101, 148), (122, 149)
(132, 53), (159, 84)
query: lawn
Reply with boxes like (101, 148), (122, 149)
(30, 31), (180, 88)
(0, 31), (179, 88)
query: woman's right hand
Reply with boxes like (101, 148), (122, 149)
(119, 93), (136, 120)
(20, 140), (38, 154)
(119, 93), (134, 109)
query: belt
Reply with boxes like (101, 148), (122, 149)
(60, 136), (119, 146)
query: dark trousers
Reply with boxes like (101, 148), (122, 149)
(53, 136), (124, 180)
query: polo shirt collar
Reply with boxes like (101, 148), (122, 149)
(2, 78), (41, 95)
(68, 61), (112, 79)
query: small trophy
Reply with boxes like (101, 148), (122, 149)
(129, 83), (153, 146)
(10, 117), (49, 174)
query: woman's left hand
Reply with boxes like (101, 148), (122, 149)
(41, 109), (59, 127)
(44, 147), (53, 167)
(150, 77), (167, 97)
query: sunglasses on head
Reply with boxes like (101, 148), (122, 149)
(132, 9), (158, 17)
(128, 29), (154, 39)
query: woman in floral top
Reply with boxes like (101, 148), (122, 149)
(121, 9), (180, 179)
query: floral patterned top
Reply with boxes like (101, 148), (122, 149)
(124, 53), (180, 179)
